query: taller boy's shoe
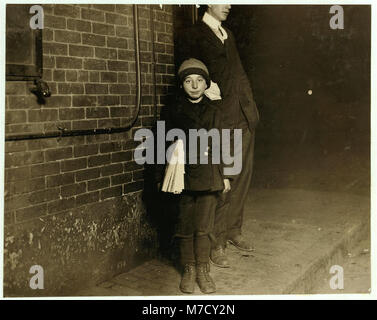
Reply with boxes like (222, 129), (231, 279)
(210, 246), (230, 268)
(180, 263), (196, 294)
(196, 263), (216, 294)
(227, 235), (255, 252)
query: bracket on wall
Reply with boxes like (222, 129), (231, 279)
(29, 79), (51, 104)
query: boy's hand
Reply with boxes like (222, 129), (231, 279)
(223, 179), (231, 193)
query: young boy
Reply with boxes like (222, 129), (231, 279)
(159, 58), (230, 294)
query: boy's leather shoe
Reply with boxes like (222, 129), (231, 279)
(228, 235), (254, 252)
(180, 263), (196, 294)
(210, 246), (230, 268)
(196, 263), (216, 294)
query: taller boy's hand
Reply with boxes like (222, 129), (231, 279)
(223, 179), (231, 193)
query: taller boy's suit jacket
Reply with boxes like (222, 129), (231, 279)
(177, 21), (259, 130)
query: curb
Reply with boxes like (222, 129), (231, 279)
(282, 219), (370, 294)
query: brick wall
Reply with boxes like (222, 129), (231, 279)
(4, 4), (175, 296)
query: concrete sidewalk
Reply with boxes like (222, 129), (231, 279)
(77, 188), (370, 296)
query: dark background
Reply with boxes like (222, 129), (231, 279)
(224, 5), (370, 195)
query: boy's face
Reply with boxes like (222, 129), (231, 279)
(183, 74), (208, 100)
(207, 5), (231, 22)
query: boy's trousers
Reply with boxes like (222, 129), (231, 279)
(176, 191), (220, 265)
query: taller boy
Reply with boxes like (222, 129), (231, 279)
(177, 5), (260, 266)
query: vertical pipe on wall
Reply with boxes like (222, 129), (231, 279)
(150, 5), (157, 122)
(192, 5), (198, 24)
(131, 3), (142, 127)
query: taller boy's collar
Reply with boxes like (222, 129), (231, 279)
(202, 12), (221, 29)
(202, 12), (228, 43)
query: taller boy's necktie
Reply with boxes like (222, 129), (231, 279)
(217, 25), (228, 43)
(218, 26), (224, 38)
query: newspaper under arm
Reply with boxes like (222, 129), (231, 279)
(161, 139), (185, 194)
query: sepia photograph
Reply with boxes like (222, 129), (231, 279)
(2, 2), (372, 299)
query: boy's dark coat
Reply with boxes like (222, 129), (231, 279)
(160, 95), (224, 192)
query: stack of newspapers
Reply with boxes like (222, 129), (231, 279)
(161, 139), (185, 194)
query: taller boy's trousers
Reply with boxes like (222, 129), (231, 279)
(214, 126), (255, 246)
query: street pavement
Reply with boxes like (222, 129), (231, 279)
(77, 188), (370, 296)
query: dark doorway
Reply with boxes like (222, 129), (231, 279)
(225, 5), (370, 195)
